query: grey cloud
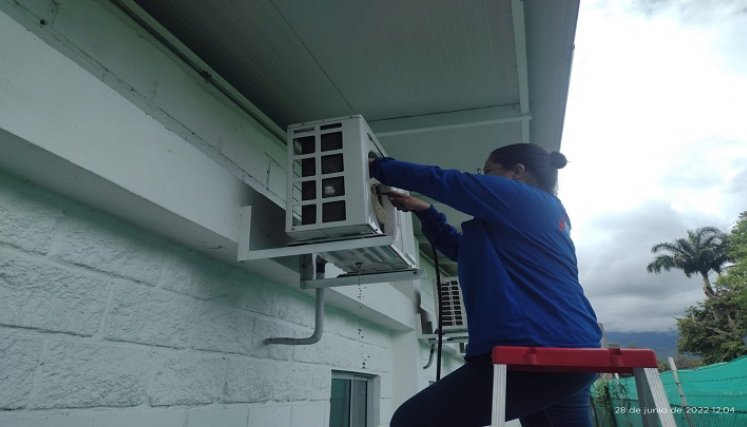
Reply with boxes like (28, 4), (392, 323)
(574, 201), (724, 331)
(659, 139), (747, 191)
(592, 287), (702, 331)
(725, 167), (747, 220)
(632, 0), (747, 22)
(727, 166), (747, 196)
(568, 0), (746, 332)
(631, 0), (747, 72)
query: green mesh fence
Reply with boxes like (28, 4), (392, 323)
(591, 356), (747, 427)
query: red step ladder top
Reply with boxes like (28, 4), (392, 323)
(491, 346), (658, 374)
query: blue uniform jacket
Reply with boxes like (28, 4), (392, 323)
(372, 158), (602, 357)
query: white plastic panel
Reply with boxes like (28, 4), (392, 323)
(439, 277), (468, 332)
(284, 115), (418, 274)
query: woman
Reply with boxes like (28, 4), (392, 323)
(369, 143), (602, 427)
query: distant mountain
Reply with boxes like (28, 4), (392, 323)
(604, 331), (680, 359)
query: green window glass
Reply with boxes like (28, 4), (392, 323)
(329, 373), (371, 427)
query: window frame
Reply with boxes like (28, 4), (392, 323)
(330, 371), (379, 427)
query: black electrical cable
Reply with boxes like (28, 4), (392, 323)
(422, 341), (435, 370)
(431, 240), (444, 381)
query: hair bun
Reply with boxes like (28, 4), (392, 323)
(549, 152), (567, 169)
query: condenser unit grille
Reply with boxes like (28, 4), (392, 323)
(287, 116), (393, 242)
(284, 115), (418, 274)
(439, 278), (467, 331)
(290, 128), (349, 228)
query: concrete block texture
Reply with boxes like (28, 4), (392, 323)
(0, 408), (189, 427)
(0, 172), (63, 254)
(0, 0), (416, 423)
(290, 403), (327, 427)
(30, 339), (150, 409)
(231, 273), (315, 326)
(225, 357), (330, 404)
(0, 169), (400, 423)
(50, 210), (164, 285)
(0, 413), (91, 427)
(158, 247), (235, 300)
(0, 250), (110, 336)
(248, 405), (292, 427)
(88, 408), (188, 427)
(292, 333), (393, 375)
(104, 283), (254, 354)
(249, 317), (302, 361)
(147, 351), (226, 406)
(187, 406), (248, 427)
(0, 170), (398, 418)
(0, 331), (43, 409)
(224, 357), (273, 403)
(326, 305), (393, 350)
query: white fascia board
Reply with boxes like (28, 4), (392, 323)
(0, 7), (306, 288)
(368, 105), (530, 138)
(111, 0), (286, 143)
(1, 0), (288, 207)
(522, 0), (580, 152)
(326, 284), (415, 331)
(0, 7), (263, 271)
(511, 0), (531, 144)
(0, 9), (243, 242)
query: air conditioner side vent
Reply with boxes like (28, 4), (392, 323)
(438, 277), (468, 331)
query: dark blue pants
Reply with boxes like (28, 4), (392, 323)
(390, 355), (597, 427)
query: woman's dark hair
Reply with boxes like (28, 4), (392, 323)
(488, 143), (567, 193)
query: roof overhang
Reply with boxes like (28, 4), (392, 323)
(117, 0), (580, 270)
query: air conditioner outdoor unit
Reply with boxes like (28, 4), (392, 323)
(285, 115), (418, 274)
(438, 277), (468, 333)
(416, 276), (468, 344)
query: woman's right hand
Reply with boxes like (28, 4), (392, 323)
(383, 192), (431, 213)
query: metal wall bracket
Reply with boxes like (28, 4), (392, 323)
(238, 204), (397, 261)
(237, 204), (422, 287)
(238, 204), (424, 345)
(301, 269), (423, 289)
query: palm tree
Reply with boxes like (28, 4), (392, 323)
(646, 226), (729, 299)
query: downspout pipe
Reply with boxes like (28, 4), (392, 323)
(264, 287), (325, 345)
(264, 257), (326, 345)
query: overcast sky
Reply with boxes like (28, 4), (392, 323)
(558, 0), (747, 332)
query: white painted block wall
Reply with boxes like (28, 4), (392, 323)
(0, 170), (400, 426)
(0, 0), (468, 425)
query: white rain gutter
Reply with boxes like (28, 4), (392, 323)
(511, 0), (531, 144)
